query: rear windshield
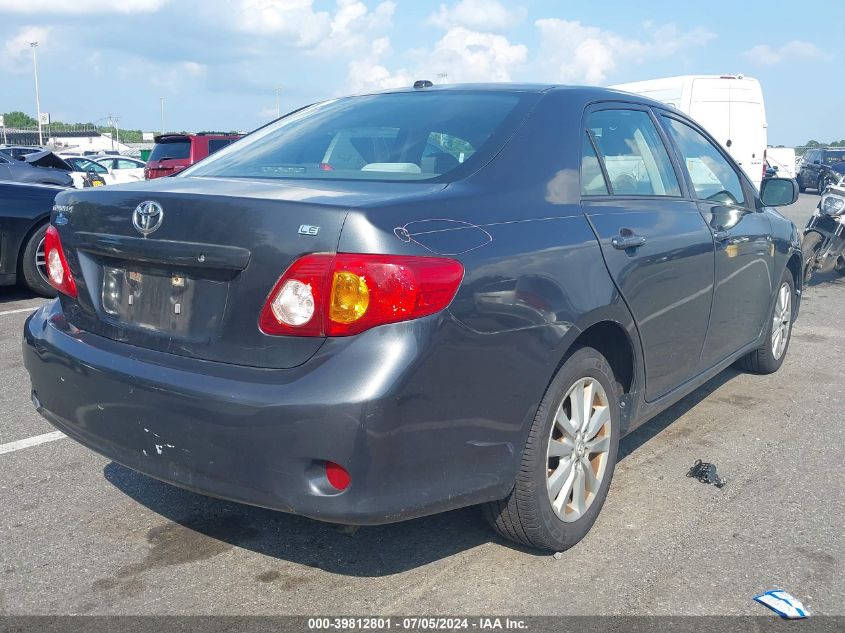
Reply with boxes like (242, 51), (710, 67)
(823, 150), (845, 165)
(68, 158), (107, 173)
(149, 139), (190, 162)
(183, 91), (536, 182)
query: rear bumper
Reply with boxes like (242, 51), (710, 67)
(23, 301), (524, 524)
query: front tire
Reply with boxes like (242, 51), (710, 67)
(737, 269), (794, 374)
(484, 347), (620, 551)
(19, 223), (57, 297)
(801, 231), (823, 284)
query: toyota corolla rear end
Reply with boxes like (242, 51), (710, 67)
(22, 88), (543, 524)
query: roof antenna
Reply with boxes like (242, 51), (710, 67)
(413, 80), (434, 89)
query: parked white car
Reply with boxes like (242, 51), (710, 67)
(91, 156), (146, 183)
(57, 155), (115, 188)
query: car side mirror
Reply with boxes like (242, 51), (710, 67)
(760, 177), (798, 207)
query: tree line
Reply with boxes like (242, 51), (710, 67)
(2, 110), (145, 143)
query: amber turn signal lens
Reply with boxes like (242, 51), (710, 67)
(329, 271), (370, 323)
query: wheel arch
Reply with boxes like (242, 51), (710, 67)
(553, 307), (643, 398)
(16, 215), (50, 275)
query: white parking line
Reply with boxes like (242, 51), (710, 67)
(0, 431), (66, 455)
(0, 305), (45, 317)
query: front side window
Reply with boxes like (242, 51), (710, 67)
(184, 92), (534, 182)
(663, 117), (745, 206)
(586, 109), (681, 196)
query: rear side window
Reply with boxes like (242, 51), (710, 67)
(149, 140), (190, 162)
(586, 109), (681, 196)
(662, 117), (745, 206)
(208, 139), (234, 155)
(183, 92), (534, 182)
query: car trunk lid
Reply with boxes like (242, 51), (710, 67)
(53, 176), (445, 368)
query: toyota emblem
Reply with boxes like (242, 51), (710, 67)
(132, 201), (164, 237)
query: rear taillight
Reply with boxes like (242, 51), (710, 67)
(762, 148), (767, 181)
(259, 253), (464, 337)
(44, 225), (77, 297)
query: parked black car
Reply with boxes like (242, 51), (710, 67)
(0, 150), (74, 187)
(796, 148), (845, 193)
(0, 181), (66, 295)
(23, 85), (801, 551)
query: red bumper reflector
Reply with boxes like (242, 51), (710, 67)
(325, 462), (351, 491)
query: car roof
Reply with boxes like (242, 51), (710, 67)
(352, 82), (674, 111)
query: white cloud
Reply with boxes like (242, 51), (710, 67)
(744, 40), (832, 66)
(347, 26), (527, 92)
(427, 0), (524, 32)
(118, 58), (207, 91)
(347, 37), (413, 92)
(2, 26), (50, 72)
(0, 0), (168, 13)
(535, 19), (716, 84)
(229, 0), (394, 52)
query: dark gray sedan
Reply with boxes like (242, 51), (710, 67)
(23, 85), (801, 551)
(0, 150), (73, 186)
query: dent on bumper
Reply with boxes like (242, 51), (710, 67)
(22, 301), (519, 524)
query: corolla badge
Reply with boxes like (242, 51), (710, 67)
(132, 201), (164, 236)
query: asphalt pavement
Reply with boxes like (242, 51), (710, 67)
(0, 194), (842, 616)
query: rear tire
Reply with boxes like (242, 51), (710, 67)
(483, 347), (620, 551)
(737, 268), (794, 374)
(19, 223), (56, 297)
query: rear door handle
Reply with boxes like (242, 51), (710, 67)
(713, 230), (730, 241)
(611, 234), (647, 250)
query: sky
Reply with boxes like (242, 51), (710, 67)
(0, 0), (839, 146)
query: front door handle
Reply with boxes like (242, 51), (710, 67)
(611, 234), (647, 250)
(713, 230), (730, 241)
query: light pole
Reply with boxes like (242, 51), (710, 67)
(160, 96), (165, 134)
(30, 42), (43, 146)
(275, 86), (282, 119)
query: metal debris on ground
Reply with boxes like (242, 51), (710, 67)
(686, 459), (727, 488)
(754, 590), (809, 619)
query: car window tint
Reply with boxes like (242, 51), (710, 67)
(422, 132), (475, 174)
(581, 133), (608, 195)
(208, 139), (233, 154)
(183, 92), (530, 182)
(117, 159), (139, 168)
(586, 109), (681, 197)
(823, 150), (845, 165)
(663, 117), (745, 206)
(149, 141), (190, 161)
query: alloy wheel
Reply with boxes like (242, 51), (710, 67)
(546, 377), (612, 522)
(771, 282), (792, 360)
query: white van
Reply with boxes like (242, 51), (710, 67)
(611, 75), (768, 189)
(766, 147), (797, 179)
